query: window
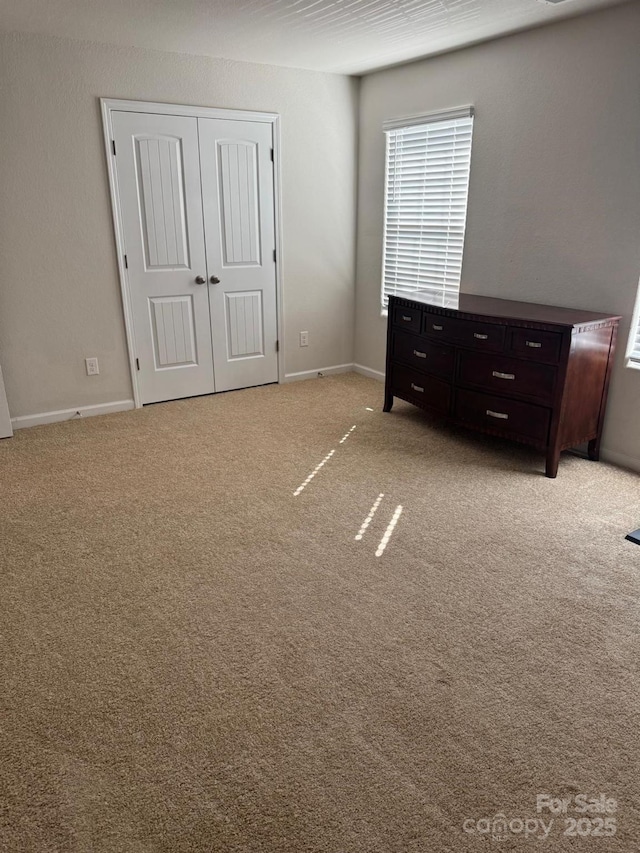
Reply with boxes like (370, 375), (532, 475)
(627, 288), (640, 367)
(381, 106), (474, 311)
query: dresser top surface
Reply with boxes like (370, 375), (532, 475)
(391, 291), (621, 327)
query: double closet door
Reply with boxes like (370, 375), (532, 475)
(112, 110), (278, 405)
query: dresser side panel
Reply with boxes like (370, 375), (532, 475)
(558, 325), (615, 448)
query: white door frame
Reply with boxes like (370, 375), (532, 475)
(101, 98), (285, 409)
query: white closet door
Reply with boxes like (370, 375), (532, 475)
(198, 119), (279, 393)
(112, 112), (215, 404)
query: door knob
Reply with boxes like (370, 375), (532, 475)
(210, 275), (221, 285)
(194, 275), (206, 285)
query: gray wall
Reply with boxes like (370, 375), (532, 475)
(0, 31), (359, 417)
(355, 3), (640, 468)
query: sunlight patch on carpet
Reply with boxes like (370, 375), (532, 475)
(355, 494), (385, 541)
(293, 449), (336, 496)
(376, 505), (403, 557)
(339, 425), (357, 444)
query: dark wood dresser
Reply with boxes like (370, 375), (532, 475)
(384, 293), (620, 477)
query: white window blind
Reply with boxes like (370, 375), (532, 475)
(382, 106), (474, 310)
(628, 318), (640, 365)
(628, 279), (640, 365)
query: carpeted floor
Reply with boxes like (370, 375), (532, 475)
(1, 372), (639, 852)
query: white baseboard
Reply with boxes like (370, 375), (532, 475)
(601, 447), (640, 474)
(283, 363), (354, 383)
(354, 363), (385, 382)
(283, 363), (385, 383)
(11, 399), (135, 430)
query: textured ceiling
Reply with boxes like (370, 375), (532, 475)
(0, 0), (628, 74)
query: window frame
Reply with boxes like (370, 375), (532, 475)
(625, 281), (640, 369)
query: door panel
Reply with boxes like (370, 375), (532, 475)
(137, 136), (191, 269)
(226, 291), (264, 359)
(112, 111), (215, 404)
(218, 141), (261, 266)
(199, 119), (278, 393)
(149, 296), (197, 367)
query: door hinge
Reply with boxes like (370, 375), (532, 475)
(276, 340), (279, 353)
(124, 254), (128, 269)
(111, 139), (116, 156)
(136, 358), (140, 371)
(273, 249), (277, 262)
(270, 148), (274, 162)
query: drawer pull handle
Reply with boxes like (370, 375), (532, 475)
(486, 409), (509, 420)
(526, 340), (542, 348)
(411, 383), (424, 393)
(401, 315), (412, 322)
(474, 333), (489, 340)
(492, 371), (515, 380)
(432, 324), (443, 331)
(413, 350), (427, 359)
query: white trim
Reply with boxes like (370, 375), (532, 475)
(101, 99), (141, 407)
(102, 99), (279, 124)
(100, 98), (285, 406)
(601, 447), (640, 474)
(354, 363), (385, 382)
(283, 364), (353, 382)
(272, 116), (286, 385)
(0, 366), (13, 438)
(383, 105), (474, 132)
(11, 400), (135, 430)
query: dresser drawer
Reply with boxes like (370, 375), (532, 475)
(458, 351), (557, 404)
(454, 389), (551, 443)
(392, 332), (455, 380)
(392, 304), (422, 334)
(507, 327), (563, 364)
(453, 318), (506, 352)
(422, 313), (459, 344)
(391, 365), (450, 415)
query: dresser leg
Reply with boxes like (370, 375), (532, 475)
(545, 447), (560, 478)
(383, 392), (393, 412)
(587, 437), (601, 462)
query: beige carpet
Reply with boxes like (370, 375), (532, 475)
(1, 372), (639, 852)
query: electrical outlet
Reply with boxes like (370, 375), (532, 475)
(85, 357), (99, 376)
(299, 331), (309, 347)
